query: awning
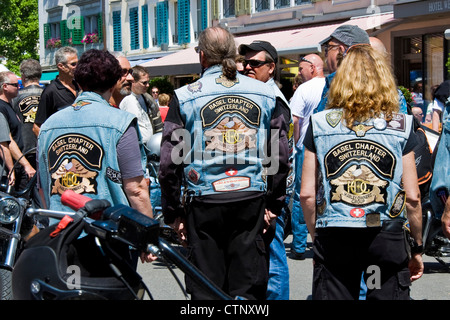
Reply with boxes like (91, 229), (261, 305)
(141, 12), (395, 77)
(41, 71), (58, 82)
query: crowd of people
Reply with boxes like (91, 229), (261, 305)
(0, 24), (449, 301)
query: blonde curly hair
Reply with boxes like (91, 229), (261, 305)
(326, 44), (399, 128)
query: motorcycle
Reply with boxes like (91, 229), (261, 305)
(0, 174), (39, 300)
(422, 197), (450, 270)
(146, 132), (179, 244)
(12, 190), (237, 300)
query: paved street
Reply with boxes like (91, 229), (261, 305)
(138, 234), (450, 300)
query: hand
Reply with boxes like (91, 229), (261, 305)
(169, 217), (188, 247)
(442, 207), (450, 239)
(7, 170), (15, 186)
(263, 208), (277, 234)
(24, 164), (36, 180)
(140, 251), (158, 263)
(408, 253), (424, 281)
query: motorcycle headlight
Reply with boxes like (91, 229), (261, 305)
(0, 196), (21, 224)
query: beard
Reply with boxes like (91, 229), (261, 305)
(119, 82), (132, 96)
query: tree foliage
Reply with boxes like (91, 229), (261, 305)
(0, 0), (39, 74)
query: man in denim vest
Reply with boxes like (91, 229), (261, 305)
(159, 27), (290, 300)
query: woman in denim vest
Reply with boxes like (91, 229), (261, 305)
(300, 44), (424, 300)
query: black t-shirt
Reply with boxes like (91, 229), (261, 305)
(12, 84), (43, 154)
(0, 99), (23, 150)
(35, 77), (79, 126)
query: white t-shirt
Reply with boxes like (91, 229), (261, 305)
(119, 93), (153, 145)
(290, 77), (325, 148)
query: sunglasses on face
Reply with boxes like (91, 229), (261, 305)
(322, 44), (341, 57)
(152, 91), (159, 94)
(67, 62), (77, 67)
(122, 68), (133, 76)
(243, 59), (270, 68)
(300, 57), (313, 65)
(139, 80), (149, 86)
(5, 83), (19, 88)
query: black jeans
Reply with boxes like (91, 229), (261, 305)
(312, 224), (411, 300)
(185, 195), (269, 300)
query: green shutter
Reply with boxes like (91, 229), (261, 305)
(70, 16), (85, 45)
(178, 0), (190, 44)
(130, 7), (139, 50)
(142, 5), (149, 49)
(97, 13), (103, 41)
(156, 1), (169, 46)
(60, 20), (70, 45)
(113, 11), (122, 51)
(211, 0), (219, 20)
(43, 23), (51, 46)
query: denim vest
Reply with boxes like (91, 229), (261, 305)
(311, 109), (413, 228)
(175, 65), (277, 197)
(38, 91), (146, 212)
(430, 98), (450, 218)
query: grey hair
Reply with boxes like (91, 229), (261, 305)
(20, 59), (42, 83)
(55, 46), (78, 65)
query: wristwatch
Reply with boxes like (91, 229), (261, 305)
(410, 240), (424, 255)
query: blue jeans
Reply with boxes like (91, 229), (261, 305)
(291, 146), (308, 254)
(267, 208), (290, 300)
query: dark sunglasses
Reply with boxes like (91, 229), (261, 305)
(243, 59), (269, 68)
(122, 68), (133, 76)
(67, 62), (77, 67)
(5, 83), (19, 88)
(322, 43), (341, 57)
(300, 57), (313, 65)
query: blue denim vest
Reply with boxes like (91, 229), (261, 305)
(430, 99), (450, 218)
(311, 109), (413, 228)
(175, 65), (277, 197)
(38, 91), (146, 212)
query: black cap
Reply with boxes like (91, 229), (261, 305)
(238, 40), (278, 62)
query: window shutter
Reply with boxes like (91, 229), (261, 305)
(43, 23), (51, 46)
(97, 13), (103, 41)
(211, 0), (219, 20)
(177, 0), (190, 44)
(70, 16), (85, 45)
(60, 20), (70, 45)
(113, 11), (122, 51)
(156, 1), (169, 46)
(130, 7), (140, 50)
(200, 0), (208, 30)
(142, 5), (149, 49)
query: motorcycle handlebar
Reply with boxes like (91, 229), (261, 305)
(27, 190), (234, 300)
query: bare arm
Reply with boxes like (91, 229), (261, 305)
(0, 141), (15, 185)
(8, 135), (36, 179)
(300, 148), (318, 241)
(441, 197), (450, 239)
(123, 175), (153, 218)
(402, 151), (424, 281)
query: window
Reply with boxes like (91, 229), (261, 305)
(130, 7), (140, 50)
(255, 0), (269, 12)
(113, 10), (122, 51)
(223, 0), (235, 17)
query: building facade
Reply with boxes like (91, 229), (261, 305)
(39, 0), (450, 104)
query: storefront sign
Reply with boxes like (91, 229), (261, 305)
(394, 0), (450, 18)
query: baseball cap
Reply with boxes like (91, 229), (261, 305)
(238, 40), (278, 62)
(320, 25), (370, 47)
